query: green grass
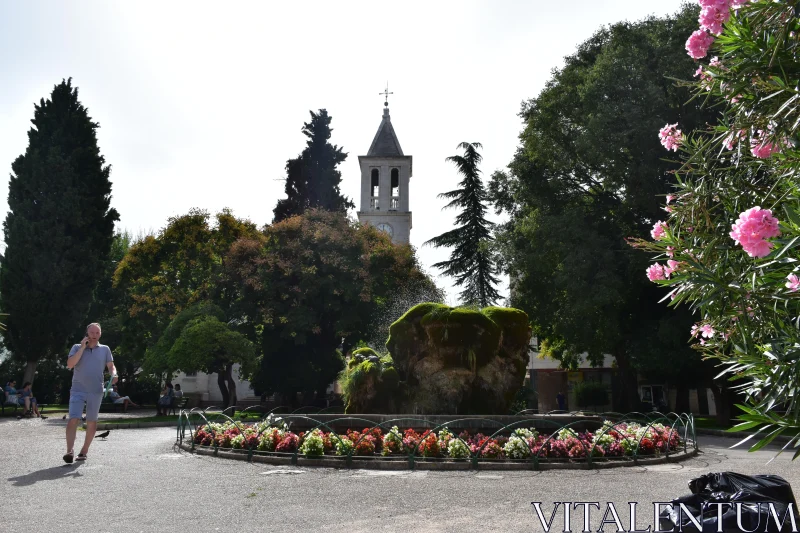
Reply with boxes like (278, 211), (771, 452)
(693, 416), (734, 431)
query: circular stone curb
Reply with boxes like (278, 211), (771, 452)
(176, 441), (698, 470)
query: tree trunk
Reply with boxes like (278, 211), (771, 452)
(675, 383), (690, 413)
(23, 360), (38, 387)
(224, 363), (238, 415)
(612, 349), (639, 412)
(710, 383), (732, 427)
(217, 372), (230, 409)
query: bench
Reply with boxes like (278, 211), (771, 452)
(169, 397), (189, 415)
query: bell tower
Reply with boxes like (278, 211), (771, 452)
(357, 90), (412, 244)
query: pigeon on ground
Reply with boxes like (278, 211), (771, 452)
(96, 430), (110, 440)
(62, 415), (66, 420)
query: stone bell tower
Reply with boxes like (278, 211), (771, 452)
(357, 92), (412, 244)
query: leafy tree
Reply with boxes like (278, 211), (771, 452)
(637, 1), (800, 453)
(488, 5), (721, 411)
(227, 209), (435, 404)
(273, 109), (354, 223)
(425, 142), (501, 307)
(0, 78), (119, 385)
(113, 209), (260, 374)
(144, 302), (256, 408)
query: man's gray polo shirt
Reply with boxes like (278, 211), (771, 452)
(68, 344), (113, 394)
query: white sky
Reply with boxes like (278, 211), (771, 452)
(0, 0), (687, 305)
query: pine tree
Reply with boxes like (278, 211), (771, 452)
(0, 78), (120, 384)
(425, 142), (501, 307)
(273, 109), (354, 223)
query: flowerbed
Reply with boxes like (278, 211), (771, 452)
(191, 419), (684, 460)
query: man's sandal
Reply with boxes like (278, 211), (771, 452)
(63, 451), (74, 464)
(76, 453), (87, 461)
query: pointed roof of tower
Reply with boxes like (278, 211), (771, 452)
(367, 105), (404, 157)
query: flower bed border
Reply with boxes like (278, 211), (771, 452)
(174, 409), (698, 470)
(176, 440), (697, 470)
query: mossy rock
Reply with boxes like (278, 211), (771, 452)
(339, 352), (402, 413)
(378, 303), (532, 414)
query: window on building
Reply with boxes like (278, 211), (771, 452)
(184, 371), (197, 378)
(390, 168), (399, 210)
(371, 169), (379, 198)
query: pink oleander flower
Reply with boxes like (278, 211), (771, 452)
(651, 220), (668, 240)
(724, 129), (746, 150)
(664, 260), (681, 278)
(786, 274), (800, 292)
(686, 29), (715, 59)
(730, 206), (781, 258)
(699, 0), (731, 8)
(694, 66), (713, 90)
(666, 195), (675, 204)
(666, 246), (675, 258)
(730, 0), (748, 8)
(699, 5), (731, 35)
(700, 324), (715, 338)
(646, 263), (666, 282)
(659, 124), (683, 151)
(709, 56), (722, 67)
(750, 131), (783, 159)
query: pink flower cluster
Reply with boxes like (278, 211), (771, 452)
(699, 0), (732, 34)
(730, 207), (781, 258)
(651, 220), (668, 240)
(686, 29), (715, 59)
(686, 1), (749, 59)
(646, 260), (681, 283)
(786, 274), (800, 292)
(659, 124), (683, 151)
(691, 323), (715, 339)
(750, 131), (783, 159)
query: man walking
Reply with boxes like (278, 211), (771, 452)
(64, 322), (116, 463)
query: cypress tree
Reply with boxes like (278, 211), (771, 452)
(273, 109), (354, 223)
(425, 142), (501, 307)
(1, 78), (120, 384)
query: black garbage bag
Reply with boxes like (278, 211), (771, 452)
(660, 472), (798, 533)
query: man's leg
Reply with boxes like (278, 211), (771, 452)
(66, 418), (80, 452)
(81, 421), (98, 454)
(66, 392), (86, 454)
(80, 393), (103, 455)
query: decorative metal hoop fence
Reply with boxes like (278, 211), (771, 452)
(175, 407), (697, 470)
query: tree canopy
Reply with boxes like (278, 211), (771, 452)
(489, 5), (720, 410)
(227, 209), (435, 403)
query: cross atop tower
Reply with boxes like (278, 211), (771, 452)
(379, 83), (393, 107)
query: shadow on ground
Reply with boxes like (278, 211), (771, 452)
(8, 463), (84, 486)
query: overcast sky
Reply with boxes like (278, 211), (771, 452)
(0, 0), (688, 305)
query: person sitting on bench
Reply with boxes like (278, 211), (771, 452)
(19, 382), (42, 417)
(109, 385), (138, 413)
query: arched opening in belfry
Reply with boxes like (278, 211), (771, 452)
(371, 168), (380, 209)
(390, 168), (399, 210)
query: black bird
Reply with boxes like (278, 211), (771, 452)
(96, 430), (110, 440)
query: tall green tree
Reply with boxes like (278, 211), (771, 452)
(425, 142), (500, 307)
(273, 109), (354, 223)
(1, 78), (120, 385)
(489, 6), (722, 412)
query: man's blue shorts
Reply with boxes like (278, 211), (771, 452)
(69, 391), (103, 421)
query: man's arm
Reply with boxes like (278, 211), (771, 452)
(66, 338), (89, 370)
(106, 362), (118, 384)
